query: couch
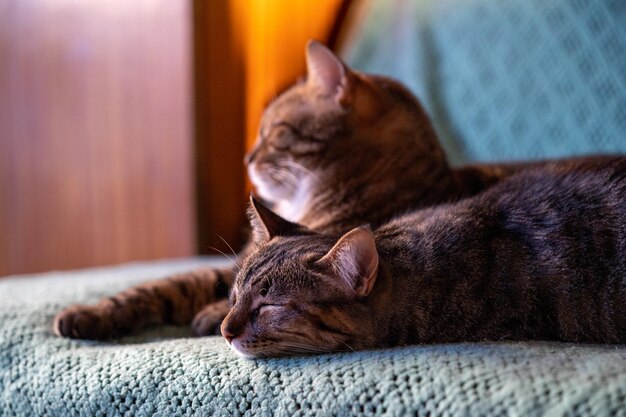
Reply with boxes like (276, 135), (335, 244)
(2, 0), (625, 415)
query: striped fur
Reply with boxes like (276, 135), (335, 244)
(53, 42), (576, 340)
(54, 267), (232, 339)
(224, 157), (626, 357)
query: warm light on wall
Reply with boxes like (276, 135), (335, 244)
(231, 0), (344, 150)
(192, 1), (345, 253)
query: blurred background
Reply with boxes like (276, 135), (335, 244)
(1, 0), (624, 275)
(0, 0), (348, 275)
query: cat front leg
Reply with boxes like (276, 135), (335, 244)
(53, 266), (234, 340)
(191, 299), (231, 336)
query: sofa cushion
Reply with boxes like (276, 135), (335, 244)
(1, 258), (625, 416)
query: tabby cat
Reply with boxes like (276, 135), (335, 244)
(54, 41), (547, 340)
(225, 157), (626, 357)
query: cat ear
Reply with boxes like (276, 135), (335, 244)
(318, 227), (379, 297)
(305, 40), (350, 101)
(248, 195), (301, 242)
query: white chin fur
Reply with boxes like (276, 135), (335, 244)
(274, 176), (312, 223)
(248, 163), (313, 224)
(247, 164), (276, 203)
(229, 339), (256, 359)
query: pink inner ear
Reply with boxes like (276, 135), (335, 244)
(306, 41), (345, 94)
(319, 227), (379, 296)
(349, 230), (379, 296)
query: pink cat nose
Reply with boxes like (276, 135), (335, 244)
(221, 323), (238, 344)
(244, 147), (258, 166)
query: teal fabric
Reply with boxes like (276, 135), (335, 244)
(1, 258), (626, 416)
(344, 0), (626, 165)
(3, 2), (626, 416)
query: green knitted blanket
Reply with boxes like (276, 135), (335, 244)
(1, 258), (625, 416)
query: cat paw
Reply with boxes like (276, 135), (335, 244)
(53, 305), (110, 340)
(191, 300), (230, 336)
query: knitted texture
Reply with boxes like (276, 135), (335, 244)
(344, 0), (626, 165)
(1, 258), (626, 416)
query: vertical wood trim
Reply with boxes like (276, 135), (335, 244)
(193, 1), (247, 254)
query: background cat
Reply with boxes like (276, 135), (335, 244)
(53, 41), (561, 340)
(224, 156), (626, 358)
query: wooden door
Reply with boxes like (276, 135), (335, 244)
(0, 0), (194, 275)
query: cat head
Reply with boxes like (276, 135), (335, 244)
(221, 197), (380, 358)
(245, 40), (445, 223)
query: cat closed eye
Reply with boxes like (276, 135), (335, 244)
(269, 126), (292, 150)
(258, 304), (283, 315)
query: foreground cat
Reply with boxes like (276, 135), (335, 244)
(53, 42), (551, 340)
(223, 157), (626, 358)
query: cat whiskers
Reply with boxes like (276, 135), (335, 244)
(276, 332), (343, 355)
(281, 169), (300, 186)
(281, 160), (320, 183)
(276, 161), (308, 184)
(208, 246), (240, 269)
(325, 332), (354, 352)
(270, 169), (298, 190)
(217, 235), (241, 268)
(278, 341), (337, 355)
(250, 348), (271, 358)
(339, 340), (354, 352)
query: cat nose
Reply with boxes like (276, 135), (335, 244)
(220, 322), (239, 344)
(244, 145), (259, 166)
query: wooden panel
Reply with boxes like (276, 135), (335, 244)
(0, 0), (194, 275)
(192, 0), (247, 255)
